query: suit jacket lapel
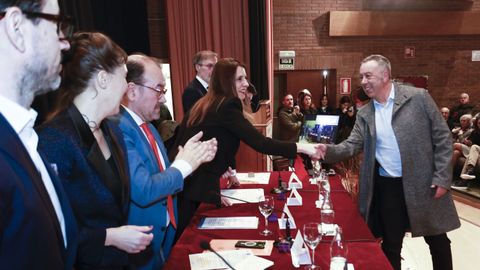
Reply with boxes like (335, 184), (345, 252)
(120, 108), (162, 172)
(194, 78), (208, 96)
(148, 122), (171, 168)
(0, 113), (65, 253)
(104, 121), (130, 216)
(362, 101), (376, 138)
(67, 107), (125, 216)
(392, 83), (411, 118)
(40, 152), (75, 255)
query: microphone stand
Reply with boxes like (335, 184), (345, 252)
(200, 241), (236, 270)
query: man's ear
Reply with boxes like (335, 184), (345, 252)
(125, 82), (138, 100)
(194, 64), (200, 73)
(4, 7), (26, 53)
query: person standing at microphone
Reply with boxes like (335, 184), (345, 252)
(173, 58), (323, 239)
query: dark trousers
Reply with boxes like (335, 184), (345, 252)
(373, 174), (453, 270)
(174, 196), (200, 242)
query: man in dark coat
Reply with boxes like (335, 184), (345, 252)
(449, 92), (475, 127)
(182, 50), (218, 113)
(318, 55), (460, 270)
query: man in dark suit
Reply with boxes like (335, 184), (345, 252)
(115, 54), (217, 270)
(182, 50), (218, 113)
(0, 0), (77, 269)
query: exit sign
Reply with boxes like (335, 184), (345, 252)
(279, 58), (294, 70)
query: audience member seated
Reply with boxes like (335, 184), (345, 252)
(298, 89), (317, 115)
(449, 92), (474, 127)
(317, 94), (334, 115)
(335, 95), (356, 143)
(440, 107), (455, 131)
(278, 94), (304, 142)
(452, 114), (473, 171)
(453, 115), (480, 189)
(38, 32), (154, 269)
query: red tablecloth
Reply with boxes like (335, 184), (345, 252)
(163, 157), (393, 270)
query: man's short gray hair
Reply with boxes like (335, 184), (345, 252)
(361, 54), (392, 77)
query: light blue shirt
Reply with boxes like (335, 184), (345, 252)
(374, 85), (402, 177)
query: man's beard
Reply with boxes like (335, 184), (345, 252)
(17, 61), (61, 108)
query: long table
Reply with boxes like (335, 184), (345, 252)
(164, 158), (393, 270)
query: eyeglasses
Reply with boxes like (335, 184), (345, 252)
(0, 10), (74, 40)
(134, 83), (167, 95)
(198, 63), (215, 69)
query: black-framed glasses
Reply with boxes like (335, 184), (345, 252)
(0, 11), (74, 40)
(134, 82), (167, 95)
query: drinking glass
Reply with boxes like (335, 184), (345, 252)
(320, 209), (335, 236)
(303, 222), (322, 269)
(311, 160), (322, 178)
(258, 195), (274, 236)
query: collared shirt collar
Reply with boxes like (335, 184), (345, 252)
(121, 104), (145, 126)
(196, 75), (209, 90)
(0, 94), (37, 134)
(373, 83), (395, 107)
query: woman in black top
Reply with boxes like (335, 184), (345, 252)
(173, 58), (320, 237)
(38, 32), (153, 270)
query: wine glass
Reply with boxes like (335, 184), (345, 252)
(303, 222), (322, 269)
(258, 195), (274, 236)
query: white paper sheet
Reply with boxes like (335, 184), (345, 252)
(236, 172), (271, 184)
(189, 249), (274, 270)
(189, 249), (250, 270)
(220, 188), (264, 204)
(198, 216), (259, 230)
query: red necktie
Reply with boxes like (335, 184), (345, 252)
(140, 123), (177, 228)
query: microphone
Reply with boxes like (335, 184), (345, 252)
(212, 191), (292, 242)
(200, 241), (237, 270)
(266, 155), (287, 194)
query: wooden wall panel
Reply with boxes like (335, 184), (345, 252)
(330, 11), (480, 36)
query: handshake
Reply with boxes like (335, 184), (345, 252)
(297, 143), (327, 160)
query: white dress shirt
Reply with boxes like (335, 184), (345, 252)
(0, 95), (67, 247)
(373, 85), (403, 177)
(196, 75), (209, 90)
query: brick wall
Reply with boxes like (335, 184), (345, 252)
(273, 0), (480, 110)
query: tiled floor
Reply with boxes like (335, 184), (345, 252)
(401, 201), (480, 270)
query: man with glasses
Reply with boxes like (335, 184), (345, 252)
(182, 50), (218, 113)
(114, 54), (217, 270)
(0, 0), (77, 269)
(317, 55), (460, 270)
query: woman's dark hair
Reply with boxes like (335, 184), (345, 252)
(0, 0), (42, 14)
(187, 58), (245, 126)
(339, 95), (351, 105)
(51, 32), (127, 116)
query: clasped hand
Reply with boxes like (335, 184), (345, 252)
(297, 143), (327, 160)
(175, 131), (218, 171)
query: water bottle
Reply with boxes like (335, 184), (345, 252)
(330, 226), (348, 270)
